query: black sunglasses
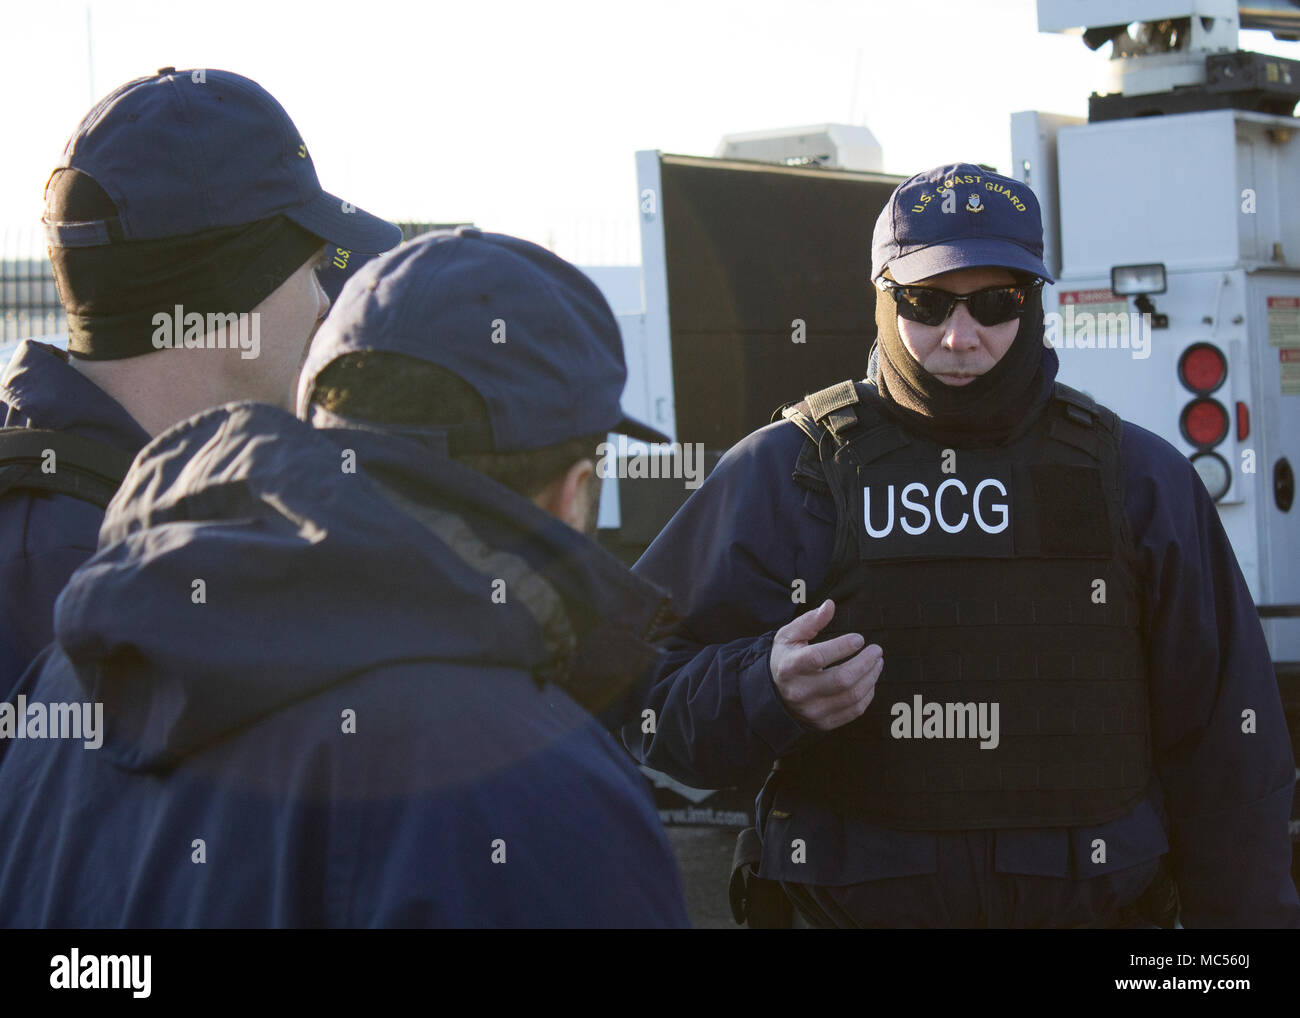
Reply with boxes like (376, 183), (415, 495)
(877, 278), (1042, 327)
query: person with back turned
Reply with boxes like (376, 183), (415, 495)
(0, 67), (399, 699)
(0, 228), (689, 928)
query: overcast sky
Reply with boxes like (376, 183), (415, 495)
(3, 0), (1297, 263)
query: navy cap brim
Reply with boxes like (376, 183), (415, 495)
(315, 248), (378, 304)
(285, 190), (402, 255)
(613, 415), (672, 445)
(885, 238), (1055, 285)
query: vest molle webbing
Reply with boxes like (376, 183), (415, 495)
(776, 380), (1151, 831)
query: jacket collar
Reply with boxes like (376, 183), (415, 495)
(316, 416), (678, 723)
(0, 341), (149, 453)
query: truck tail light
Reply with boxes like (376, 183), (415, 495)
(1178, 342), (1227, 393)
(1237, 401), (1250, 441)
(1191, 452), (1232, 501)
(1181, 398), (1230, 448)
(1177, 342), (1233, 501)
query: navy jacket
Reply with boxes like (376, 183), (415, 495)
(0, 402), (688, 928)
(624, 349), (1299, 928)
(0, 341), (150, 697)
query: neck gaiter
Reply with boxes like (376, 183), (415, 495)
(870, 282), (1049, 446)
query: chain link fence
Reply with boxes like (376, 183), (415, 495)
(1, 227), (64, 347)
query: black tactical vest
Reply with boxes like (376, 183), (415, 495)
(774, 379), (1151, 830)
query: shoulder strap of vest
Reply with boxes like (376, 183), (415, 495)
(1047, 382), (1136, 567)
(1052, 381), (1098, 425)
(0, 428), (136, 510)
(1046, 382), (1123, 462)
(1053, 381), (1124, 432)
(773, 379), (879, 448)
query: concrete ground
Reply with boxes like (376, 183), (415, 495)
(666, 826), (744, 930)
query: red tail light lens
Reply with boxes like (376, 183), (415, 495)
(1179, 343), (1227, 393)
(1181, 398), (1230, 448)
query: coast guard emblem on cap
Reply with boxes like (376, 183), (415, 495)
(966, 193), (983, 213)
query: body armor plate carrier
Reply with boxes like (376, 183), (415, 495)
(775, 380), (1151, 830)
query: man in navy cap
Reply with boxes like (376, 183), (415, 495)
(0, 228), (689, 928)
(0, 68), (400, 699)
(623, 163), (1299, 928)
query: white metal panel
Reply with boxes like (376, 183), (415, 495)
(1011, 110), (1087, 281)
(1237, 128), (1261, 262)
(580, 267), (653, 533)
(1049, 268), (1271, 595)
(594, 152), (678, 531)
(1058, 111), (1241, 277)
(1051, 271), (1238, 446)
(1247, 271), (1300, 660)
(1234, 113), (1300, 270)
(634, 150), (677, 445)
(596, 443), (621, 530)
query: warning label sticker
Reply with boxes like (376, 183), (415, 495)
(1268, 296), (1300, 347)
(1059, 289), (1128, 318)
(1282, 348), (1300, 395)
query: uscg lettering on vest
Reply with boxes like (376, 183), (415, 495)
(856, 464), (1014, 560)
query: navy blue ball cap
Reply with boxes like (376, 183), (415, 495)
(315, 245), (379, 304)
(43, 67), (400, 255)
(871, 162), (1054, 285)
(298, 227), (671, 451)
